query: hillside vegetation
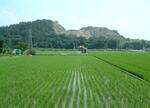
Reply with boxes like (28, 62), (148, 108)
(91, 51), (150, 82)
(0, 19), (150, 50)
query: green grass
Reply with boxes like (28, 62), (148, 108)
(36, 50), (84, 56)
(35, 48), (80, 56)
(91, 51), (150, 81)
(36, 50), (76, 55)
(0, 55), (150, 108)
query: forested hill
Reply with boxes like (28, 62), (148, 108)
(0, 19), (150, 49)
(0, 19), (66, 39)
(0, 19), (123, 39)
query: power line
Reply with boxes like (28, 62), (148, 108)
(28, 29), (33, 49)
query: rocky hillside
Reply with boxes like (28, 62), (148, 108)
(0, 19), (150, 49)
(65, 26), (124, 39)
(52, 21), (66, 34)
(0, 19), (124, 40)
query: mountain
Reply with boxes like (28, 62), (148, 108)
(0, 19), (124, 40)
(65, 26), (124, 39)
(0, 19), (66, 39)
(0, 19), (149, 50)
(30, 20), (66, 34)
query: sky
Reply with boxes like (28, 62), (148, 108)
(0, 0), (150, 40)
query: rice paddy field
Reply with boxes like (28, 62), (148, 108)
(91, 51), (150, 82)
(0, 51), (150, 108)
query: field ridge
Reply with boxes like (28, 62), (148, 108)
(91, 55), (150, 84)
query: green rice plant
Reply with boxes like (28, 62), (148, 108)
(90, 51), (150, 81)
(0, 55), (149, 108)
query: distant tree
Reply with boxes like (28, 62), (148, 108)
(122, 42), (130, 49)
(88, 37), (107, 49)
(131, 41), (143, 50)
(0, 40), (3, 53)
(77, 36), (87, 46)
(16, 41), (28, 52)
(107, 39), (118, 49)
(141, 39), (146, 49)
(145, 41), (150, 48)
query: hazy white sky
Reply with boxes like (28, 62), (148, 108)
(0, 0), (150, 40)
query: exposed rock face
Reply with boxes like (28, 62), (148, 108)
(64, 26), (124, 39)
(53, 21), (66, 34)
(65, 30), (91, 38)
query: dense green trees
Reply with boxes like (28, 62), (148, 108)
(88, 37), (107, 49)
(0, 19), (150, 50)
(16, 41), (28, 52)
(0, 32), (150, 50)
(0, 40), (3, 53)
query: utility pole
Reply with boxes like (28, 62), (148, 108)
(28, 29), (33, 49)
(73, 42), (76, 50)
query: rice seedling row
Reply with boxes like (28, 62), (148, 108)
(0, 55), (149, 108)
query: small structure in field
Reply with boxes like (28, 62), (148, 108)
(78, 46), (87, 54)
(12, 49), (22, 56)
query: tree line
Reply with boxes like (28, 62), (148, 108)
(0, 19), (150, 54)
(0, 33), (150, 54)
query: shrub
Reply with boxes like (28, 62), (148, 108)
(24, 49), (36, 55)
